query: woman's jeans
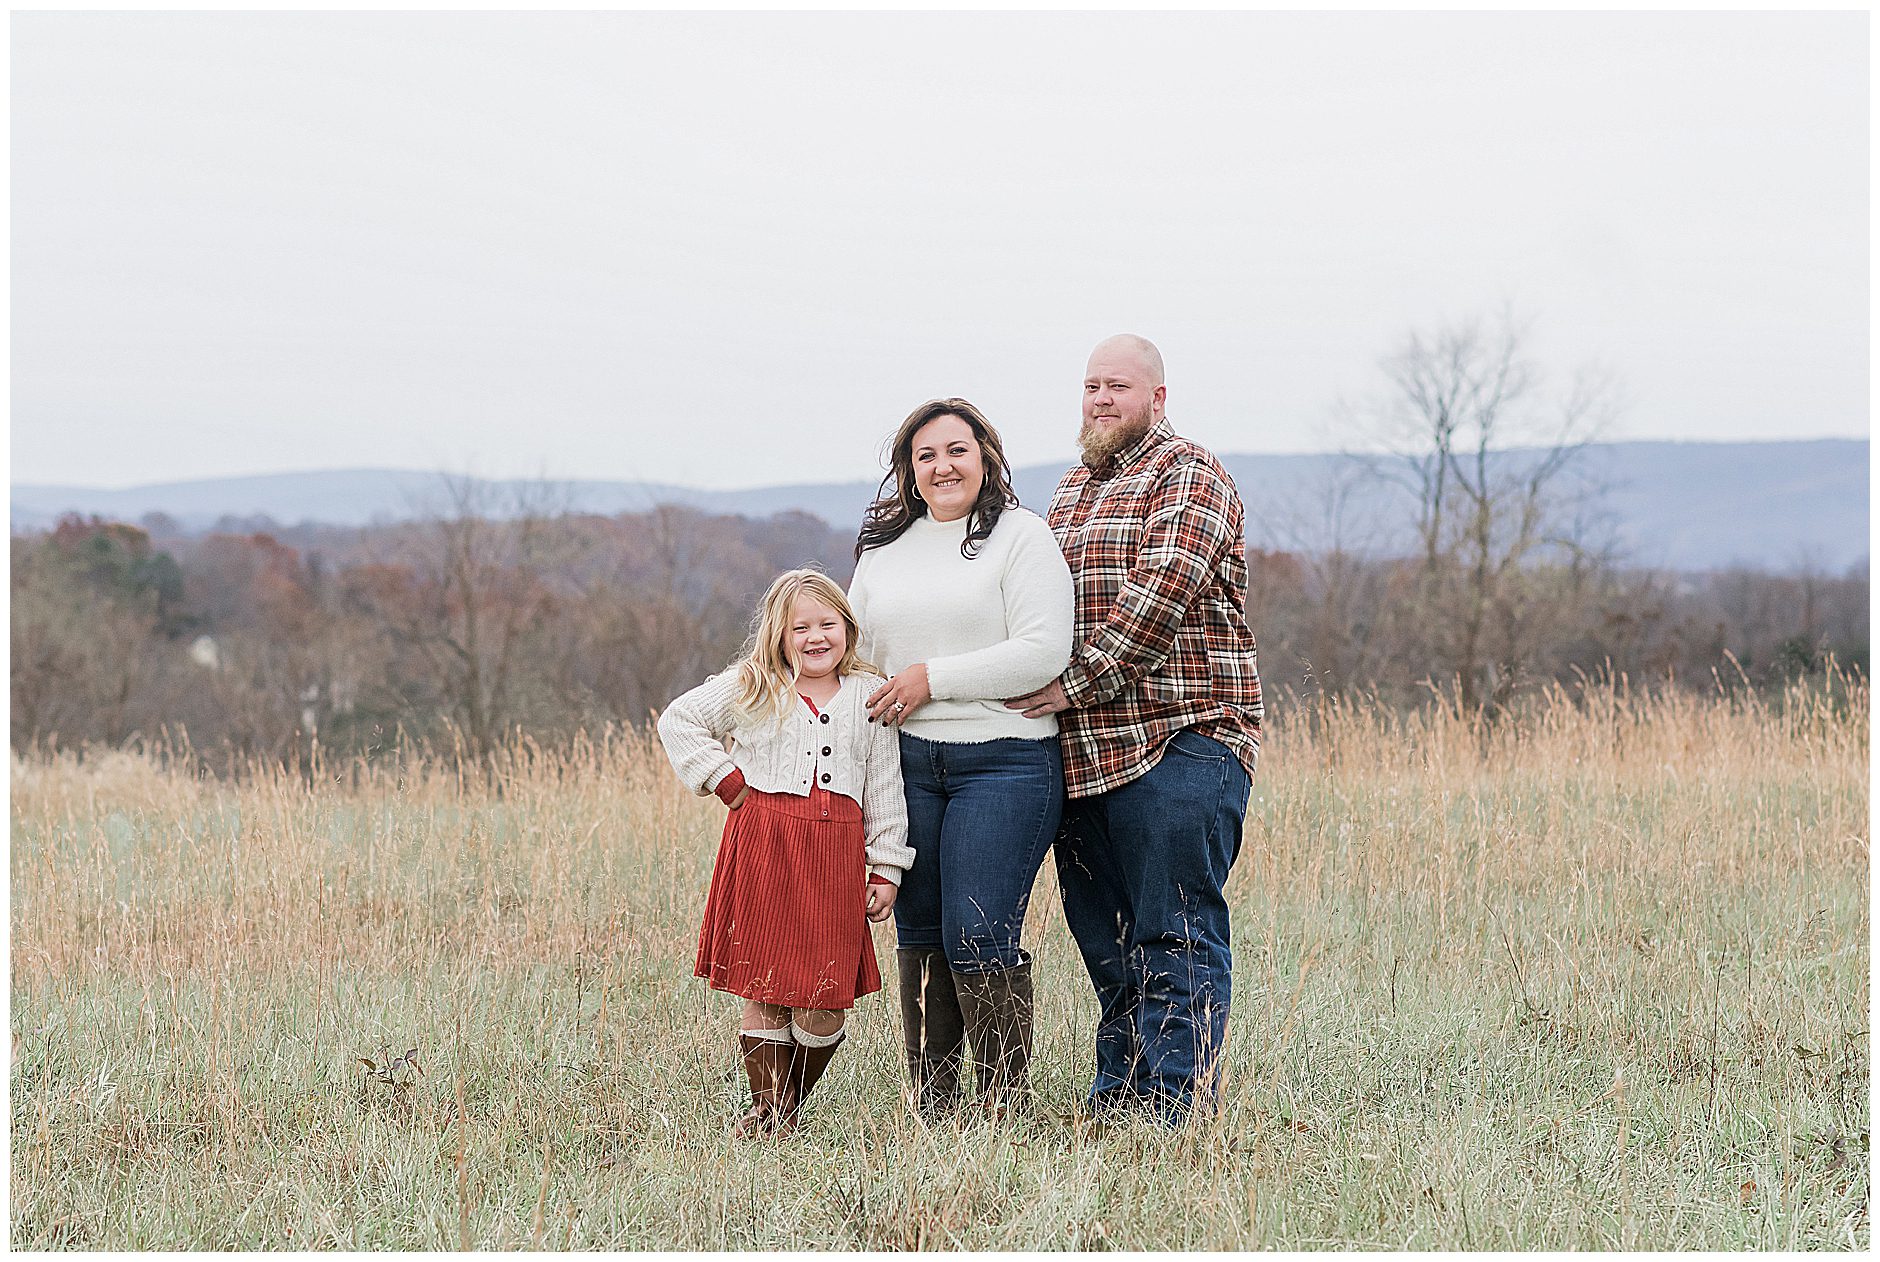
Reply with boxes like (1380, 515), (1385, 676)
(1054, 728), (1251, 1119)
(893, 733), (1063, 975)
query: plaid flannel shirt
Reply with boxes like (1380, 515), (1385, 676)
(1048, 418), (1263, 797)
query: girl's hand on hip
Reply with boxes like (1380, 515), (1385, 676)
(866, 664), (931, 726)
(865, 880), (898, 922)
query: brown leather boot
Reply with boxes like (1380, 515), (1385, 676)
(734, 1033), (794, 1138)
(953, 960), (1035, 1119)
(777, 1028), (845, 1130)
(897, 948), (965, 1119)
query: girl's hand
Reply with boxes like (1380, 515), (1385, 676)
(865, 880), (898, 922)
(867, 664), (932, 726)
(727, 785), (751, 809)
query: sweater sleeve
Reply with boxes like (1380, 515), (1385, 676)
(924, 513), (1075, 703)
(655, 671), (743, 797)
(859, 689), (915, 883)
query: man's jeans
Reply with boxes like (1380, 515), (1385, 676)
(894, 734), (1063, 974)
(1054, 728), (1252, 1118)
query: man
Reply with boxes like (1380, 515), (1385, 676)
(1008, 333), (1262, 1122)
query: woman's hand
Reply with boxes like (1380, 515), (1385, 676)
(727, 785), (751, 809)
(865, 879), (898, 922)
(866, 664), (932, 726)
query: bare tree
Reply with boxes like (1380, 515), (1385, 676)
(1353, 312), (1621, 712)
(603, 505), (755, 718)
(359, 476), (571, 760)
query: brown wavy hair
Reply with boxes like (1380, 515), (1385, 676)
(855, 398), (1018, 561)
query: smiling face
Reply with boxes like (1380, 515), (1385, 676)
(910, 413), (986, 523)
(1080, 338), (1166, 467)
(788, 593), (848, 681)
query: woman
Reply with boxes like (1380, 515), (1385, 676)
(848, 397), (1074, 1119)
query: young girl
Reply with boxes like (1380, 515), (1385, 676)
(657, 569), (913, 1137)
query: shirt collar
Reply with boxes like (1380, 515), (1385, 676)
(1085, 416), (1174, 480)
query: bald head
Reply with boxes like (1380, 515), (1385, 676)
(1079, 333), (1167, 468)
(1088, 334), (1165, 388)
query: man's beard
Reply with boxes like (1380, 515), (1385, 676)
(1078, 409), (1154, 469)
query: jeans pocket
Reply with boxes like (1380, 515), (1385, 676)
(1164, 729), (1230, 764)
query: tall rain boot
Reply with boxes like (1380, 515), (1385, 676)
(897, 947), (965, 1119)
(778, 1023), (846, 1131)
(953, 959), (1035, 1120)
(734, 1030), (795, 1138)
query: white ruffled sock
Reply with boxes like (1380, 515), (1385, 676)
(790, 1021), (845, 1048)
(740, 1025), (793, 1044)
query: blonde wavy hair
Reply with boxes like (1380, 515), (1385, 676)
(732, 569), (880, 722)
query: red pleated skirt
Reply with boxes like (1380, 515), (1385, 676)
(694, 786), (882, 1011)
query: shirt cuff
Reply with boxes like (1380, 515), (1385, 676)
(713, 769), (748, 807)
(866, 873), (895, 887)
(867, 863), (904, 886)
(1059, 659), (1102, 708)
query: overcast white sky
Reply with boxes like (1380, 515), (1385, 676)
(11, 11), (1869, 491)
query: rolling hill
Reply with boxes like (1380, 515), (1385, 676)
(11, 438), (1867, 574)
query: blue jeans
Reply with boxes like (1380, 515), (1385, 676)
(893, 734), (1063, 974)
(1054, 728), (1251, 1118)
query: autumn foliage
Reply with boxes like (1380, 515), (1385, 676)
(8, 495), (1867, 771)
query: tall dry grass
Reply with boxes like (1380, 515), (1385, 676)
(10, 672), (1870, 1248)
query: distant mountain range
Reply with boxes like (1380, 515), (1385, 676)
(11, 438), (1869, 574)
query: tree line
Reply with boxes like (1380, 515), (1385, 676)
(11, 492), (1864, 773)
(11, 489), (849, 768)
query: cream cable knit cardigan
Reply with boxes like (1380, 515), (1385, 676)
(656, 670), (915, 884)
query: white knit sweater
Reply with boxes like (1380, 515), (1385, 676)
(656, 669), (915, 883)
(848, 507), (1075, 743)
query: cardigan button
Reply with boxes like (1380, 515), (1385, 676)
(819, 713), (831, 724)
(821, 746), (832, 756)
(820, 773), (831, 784)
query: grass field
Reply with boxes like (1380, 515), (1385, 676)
(10, 673), (1870, 1249)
